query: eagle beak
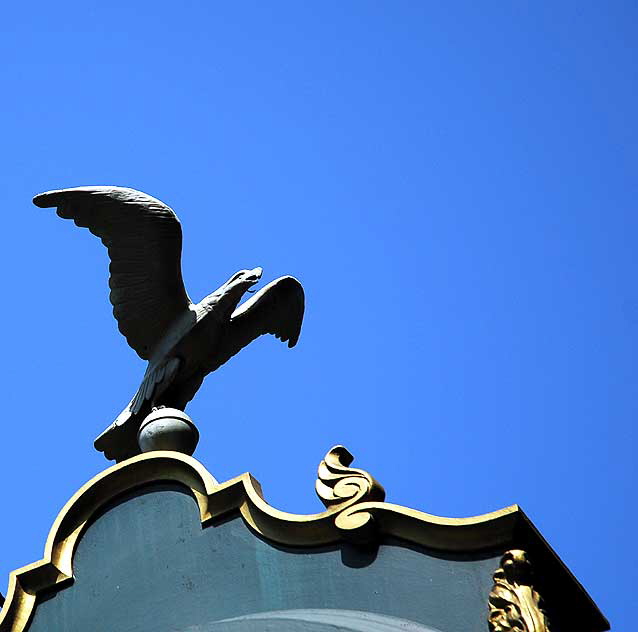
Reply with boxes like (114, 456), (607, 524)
(245, 267), (263, 293)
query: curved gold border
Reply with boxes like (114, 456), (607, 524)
(0, 449), (522, 632)
(0, 452), (217, 632)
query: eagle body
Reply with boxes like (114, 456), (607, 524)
(33, 187), (304, 462)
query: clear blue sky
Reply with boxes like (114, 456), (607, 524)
(0, 2), (634, 629)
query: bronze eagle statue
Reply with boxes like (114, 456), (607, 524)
(34, 186), (304, 462)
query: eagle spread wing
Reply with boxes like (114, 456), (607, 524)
(33, 186), (192, 359)
(212, 276), (305, 371)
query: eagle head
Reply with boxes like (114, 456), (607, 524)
(210, 267), (263, 318)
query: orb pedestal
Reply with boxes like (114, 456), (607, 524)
(137, 408), (199, 456)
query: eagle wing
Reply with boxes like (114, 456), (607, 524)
(212, 276), (305, 371)
(33, 186), (192, 359)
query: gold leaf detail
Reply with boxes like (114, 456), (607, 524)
(315, 445), (385, 509)
(488, 550), (551, 632)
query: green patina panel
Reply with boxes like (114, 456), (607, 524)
(28, 484), (500, 632)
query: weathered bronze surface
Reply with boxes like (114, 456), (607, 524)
(137, 407), (200, 454)
(33, 187), (304, 462)
(488, 550), (550, 632)
(0, 447), (608, 632)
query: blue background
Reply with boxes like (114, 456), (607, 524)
(0, 3), (634, 629)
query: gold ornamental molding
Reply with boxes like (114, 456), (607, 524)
(0, 446), (604, 632)
(0, 453), (218, 632)
(488, 550), (551, 632)
(209, 445), (520, 549)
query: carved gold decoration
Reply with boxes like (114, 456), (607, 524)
(316, 445), (385, 508)
(488, 550), (550, 632)
(315, 445), (385, 542)
(0, 448), (542, 632)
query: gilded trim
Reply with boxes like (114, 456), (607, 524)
(0, 447), (527, 631)
(488, 550), (551, 632)
(0, 453), (218, 632)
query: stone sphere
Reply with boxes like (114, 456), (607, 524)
(137, 408), (199, 456)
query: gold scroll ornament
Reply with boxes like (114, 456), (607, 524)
(315, 445), (386, 542)
(488, 550), (551, 632)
